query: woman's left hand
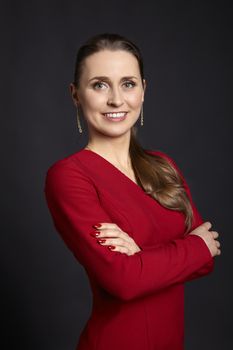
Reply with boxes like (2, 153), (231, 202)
(90, 223), (141, 256)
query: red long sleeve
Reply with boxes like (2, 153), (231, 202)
(151, 150), (214, 280)
(44, 157), (213, 302)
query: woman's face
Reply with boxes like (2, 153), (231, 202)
(70, 49), (146, 139)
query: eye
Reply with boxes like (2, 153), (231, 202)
(92, 81), (107, 90)
(123, 81), (136, 88)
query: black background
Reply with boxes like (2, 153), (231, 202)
(1, 0), (232, 349)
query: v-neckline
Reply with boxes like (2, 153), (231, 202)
(80, 148), (144, 192)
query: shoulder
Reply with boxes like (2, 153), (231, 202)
(145, 148), (177, 166)
(145, 148), (185, 179)
(45, 151), (92, 189)
(46, 150), (87, 174)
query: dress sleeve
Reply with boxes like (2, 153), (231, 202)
(147, 150), (214, 281)
(44, 158), (214, 302)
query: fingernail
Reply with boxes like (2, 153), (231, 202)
(90, 231), (100, 237)
(97, 239), (106, 243)
(93, 223), (102, 228)
(108, 245), (115, 250)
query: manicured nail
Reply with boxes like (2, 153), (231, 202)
(93, 223), (102, 228)
(97, 239), (106, 243)
(90, 231), (100, 237)
(108, 245), (116, 250)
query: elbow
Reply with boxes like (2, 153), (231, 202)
(187, 257), (215, 282)
(113, 286), (138, 302)
(113, 252), (147, 301)
(110, 285), (139, 302)
(198, 256), (215, 276)
(110, 280), (161, 302)
(203, 257), (215, 275)
(98, 274), (143, 302)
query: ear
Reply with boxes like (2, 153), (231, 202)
(142, 78), (146, 102)
(69, 83), (80, 107)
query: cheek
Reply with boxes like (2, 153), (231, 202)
(127, 92), (143, 107)
(82, 92), (106, 111)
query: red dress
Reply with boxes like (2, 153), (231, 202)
(44, 149), (214, 350)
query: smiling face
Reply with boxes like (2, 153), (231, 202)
(70, 49), (146, 139)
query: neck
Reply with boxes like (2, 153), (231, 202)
(84, 137), (132, 170)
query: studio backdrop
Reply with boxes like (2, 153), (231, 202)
(1, 1), (232, 349)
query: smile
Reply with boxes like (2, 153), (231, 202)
(103, 112), (128, 118)
(102, 112), (128, 122)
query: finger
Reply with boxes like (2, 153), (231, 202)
(94, 229), (132, 243)
(90, 228), (120, 238)
(113, 246), (135, 256)
(97, 238), (132, 251)
(216, 241), (221, 248)
(108, 245), (130, 255)
(96, 237), (124, 246)
(93, 223), (120, 230)
(203, 221), (212, 230)
(210, 231), (219, 239)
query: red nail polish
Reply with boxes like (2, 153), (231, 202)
(97, 239), (106, 243)
(108, 245), (116, 250)
(93, 223), (102, 228)
(90, 231), (100, 237)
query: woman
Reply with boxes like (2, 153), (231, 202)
(44, 33), (221, 350)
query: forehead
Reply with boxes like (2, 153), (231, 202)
(82, 50), (140, 78)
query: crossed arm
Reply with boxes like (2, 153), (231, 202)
(44, 154), (214, 302)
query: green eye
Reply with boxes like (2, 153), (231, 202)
(124, 81), (136, 88)
(93, 82), (107, 89)
(92, 80), (136, 90)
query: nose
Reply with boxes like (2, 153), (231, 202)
(107, 86), (124, 106)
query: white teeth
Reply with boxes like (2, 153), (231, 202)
(104, 112), (127, 118)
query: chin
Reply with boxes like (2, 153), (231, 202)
(100, 126), (132, 137)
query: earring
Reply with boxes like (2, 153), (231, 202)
(76, 107), (83, 133)
(140, 104), (144, 126)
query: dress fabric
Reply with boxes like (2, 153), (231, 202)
(44, 148), (214, 350)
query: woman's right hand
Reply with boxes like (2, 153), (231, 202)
(189, 221), (221, 257)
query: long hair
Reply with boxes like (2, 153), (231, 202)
(73, 32), (193, 234)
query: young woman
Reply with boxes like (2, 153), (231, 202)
(44, 33), (221, 350)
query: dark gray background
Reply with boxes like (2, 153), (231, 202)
(1, 0), (232, 349)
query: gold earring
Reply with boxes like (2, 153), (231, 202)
(140, 104), (144, 126)
(76, 108), (83, 133)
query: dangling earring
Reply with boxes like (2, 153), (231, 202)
(140, 104), (144, 126)
(76, 107), (83, 133)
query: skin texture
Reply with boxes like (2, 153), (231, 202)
(69, 49), (221, 257)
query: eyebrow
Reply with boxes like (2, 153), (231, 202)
(88, 76), (138, 83)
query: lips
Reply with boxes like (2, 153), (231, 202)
(103, 112), (128, 118)
(103, 112), (128, 121)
